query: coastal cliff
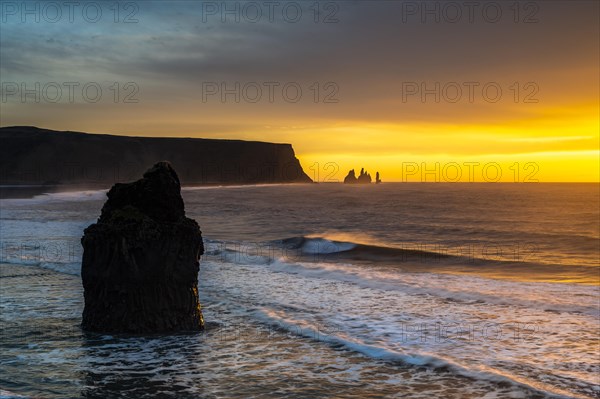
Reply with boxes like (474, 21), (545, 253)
(0, 126), (312, 185)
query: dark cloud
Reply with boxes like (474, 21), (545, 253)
(1, 0), (598, 127)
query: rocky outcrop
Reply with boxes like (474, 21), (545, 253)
(344, 169), (358, 184)
(375, 171), (382, 184)
(357, 168), (372, 184)
(344, 167), (376, 184)
(81, 161), (204, 333)
(0, 126), (312, 185)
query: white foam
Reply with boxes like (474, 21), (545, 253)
(196, 257), (599, 398)
(266, 258), (600, 317)
(252, 307), (581, 399)
(0, 389), (29, 398)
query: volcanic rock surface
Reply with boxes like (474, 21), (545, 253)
(81, 161), (204, 333)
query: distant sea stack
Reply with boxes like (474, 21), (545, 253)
(343, 169), (358, 184)
(81, 162), (204, 333)
(344, 168), (380, 184)
(0, 126), (312, 185)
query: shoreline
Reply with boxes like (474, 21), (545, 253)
(0, 182), (317, 200)
(2, 181), (598, 200)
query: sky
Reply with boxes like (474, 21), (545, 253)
(1, 0), (598, 182)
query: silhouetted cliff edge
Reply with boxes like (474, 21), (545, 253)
(0, 126), (312, 185)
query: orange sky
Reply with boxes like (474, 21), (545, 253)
(1, 1), (598, 182)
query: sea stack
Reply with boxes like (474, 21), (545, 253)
(344, 169), (358, 184)
(344, 167), (373, 184)
(81, 161), (204, 333)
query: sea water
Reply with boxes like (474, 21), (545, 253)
(0, 183), (598, 398)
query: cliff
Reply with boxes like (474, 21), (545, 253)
(0, 126), (312, 185)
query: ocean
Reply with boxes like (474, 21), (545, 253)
(0, 183), (598, 398)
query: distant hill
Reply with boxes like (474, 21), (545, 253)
(0, 126), (312, 186)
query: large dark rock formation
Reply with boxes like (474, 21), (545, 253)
(0, 126), (312, 185)
(81, 161), (204, 333)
